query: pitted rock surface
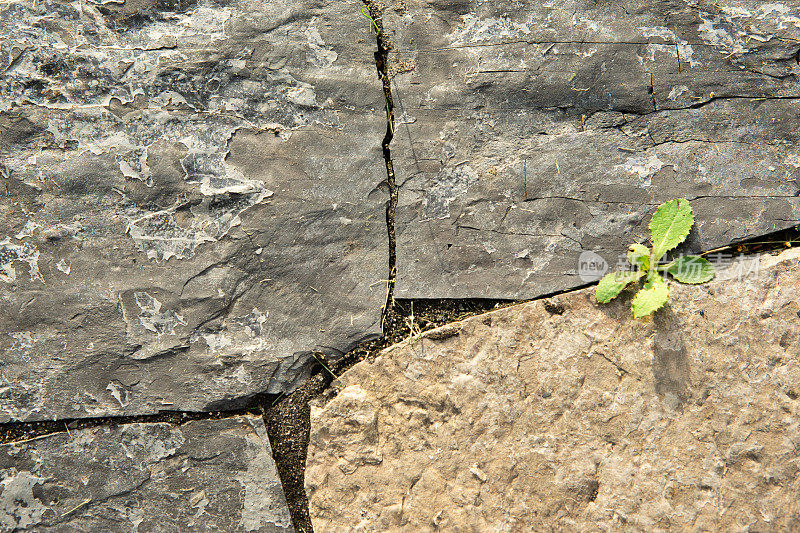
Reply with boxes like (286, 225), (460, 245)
(376, 0), (800, 298)
(0, 0), (386, 420)
(0, 415), (293, 532)
(306, 248), (800, 531)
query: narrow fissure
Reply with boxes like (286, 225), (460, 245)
(261, 4), (399, 530)
(367, 0), (399, 335)
(0, 404), (274, 446)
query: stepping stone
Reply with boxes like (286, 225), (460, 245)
(307, 248), (800, 531)
(381, 0), (800, 298)
(0, 0), (387, 421)
(0, 415), (293, 532)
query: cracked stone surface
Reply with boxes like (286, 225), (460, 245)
(376, 0), (800, 298)
(307, 248), (800, 531)
(0, 415), (293, 532)
(0, 0), (387, 421)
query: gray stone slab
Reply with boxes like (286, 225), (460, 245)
(382, 0), (800, 298)
(0, 415), (293, 532)
(0, 0), (387, 420)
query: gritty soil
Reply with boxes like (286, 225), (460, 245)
(261, 297), (514, 532)
(0, 407), (267, 446)
(709, 224), (800, 257)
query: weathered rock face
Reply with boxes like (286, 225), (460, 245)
(376, 0), (800, 298)
(0, 0), (387, 420)
(307, 248), (800, 531)
(0, 415), (293, 531)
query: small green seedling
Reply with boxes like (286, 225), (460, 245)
(596, 198), (715, 318)
(361, 7), (381, 36)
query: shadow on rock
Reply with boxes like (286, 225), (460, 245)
(652, 306), (691, 405)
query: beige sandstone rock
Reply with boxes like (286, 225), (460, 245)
(307, 249), (800, 532)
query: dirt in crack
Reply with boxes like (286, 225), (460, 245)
(263, 4), (403, 530)
(263, 297), (517, 532)
(365, 0), (399, 334)
(0, 407), (271, 445)
(258, 6), (527, 528)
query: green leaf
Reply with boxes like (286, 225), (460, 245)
(596, 270), (645, 303)
(631, 275), (669, 318)
(649, 199), (694, 261)
(627, 243), (651, 271)
(665, 255), (715, 284)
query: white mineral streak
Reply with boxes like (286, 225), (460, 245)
(134, 292), (186, 336)
(2, 1), (308, 262)
(616, 153), (665, 187)
(448, 14), (532, 46)
(640, 26), (698, 67)
(0, 238), (43, 283)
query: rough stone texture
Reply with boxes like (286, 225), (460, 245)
(0, 0), (387, 420)
(377, 0), (800, 298)
(307, 248), (800, 532)
(0, 415), (293, 531)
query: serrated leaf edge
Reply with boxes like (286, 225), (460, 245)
(649, 198), (694, 261)
(631, 275), (669, 318)
(666, 255), (716, 284)
(595, 270), (645, 303)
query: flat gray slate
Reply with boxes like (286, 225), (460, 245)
(0, 416), (293, 532)
(0, 0), (386, 420)
(383, 0), (800, 298)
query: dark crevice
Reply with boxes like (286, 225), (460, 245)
(685, 94), (800, 110)
(365, 0), (398, 335)
(264, 2), (398, 531)
(648, 72), (657, 112)
(699, 224), (800, 257)
(0, 405), (274, 446)
(407, 94), (800, 123)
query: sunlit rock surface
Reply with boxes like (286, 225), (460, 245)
(307, 248), (800, 531)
